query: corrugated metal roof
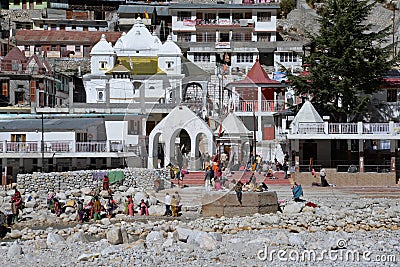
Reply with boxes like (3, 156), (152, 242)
(169, 3), (280, 9)
(0, 118), (104, 131)
(155, 6), (169, 16)
(15, 30), (122, 46)
(118, 5), (155, 14)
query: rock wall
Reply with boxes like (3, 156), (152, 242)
(201, 191), (278, 217)
(16, 168), (170, 194)
(294, 169), (397, 186)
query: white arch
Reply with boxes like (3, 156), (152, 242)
(148, 106), (215, 170)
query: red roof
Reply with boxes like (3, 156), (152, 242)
(2, 46), (26, 62)
(233, 59), (281, 85)
(15, 30), (123, 46)
(0, 47), (26, 72)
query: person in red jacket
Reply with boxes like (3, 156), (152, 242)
(103, 175), (110, 191)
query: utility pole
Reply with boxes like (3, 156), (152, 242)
(41, 113), (44, 172)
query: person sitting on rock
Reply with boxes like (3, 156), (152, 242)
(292, 183), (304, 202)
(139, 199), (149, 216)
(76, 199), (84, 222)
(93, 196), (102, 220)
(11, 188), (23, 223)
(107, 196), (117, 218)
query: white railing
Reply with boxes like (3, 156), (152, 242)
(6, 142), (39, 153)
(363, 123), (390, 134)
(235, 100), (285, 112)
(0, 140), (142, 154)
(76, 142), (107, 153)
(297, 123), (325, 134)
(293, 122), (399, 135)
(328, 123), (358, 134)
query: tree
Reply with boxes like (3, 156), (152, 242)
(289, 0), (397, 122)
(280, 0), (296, 17)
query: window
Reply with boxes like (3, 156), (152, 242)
(258, 33), (271, 42)
(279, 52), (297, 62)
(257, 12), (271, 22)
(149, 86), (155, 90)
(24, 45), (30, 51)
(128, 120), (140, 135)
(194, 53), (210, 62)
(75, 45), (81, 52)
(99, 61), (107, 70)
(232, 32), (252, 41)
(177, 11), (191, 21)
(387, 89), (398, 102)
(196, 32), (216, 42)
(237, 53), (253, 63)
(177, 32), (192, 42)
(51, 45), (57, 51)
(166, 61), (174, 69)
(97, 90), (104, 101)
(219, 32), (229, 42)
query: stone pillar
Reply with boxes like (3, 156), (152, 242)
(189, 135), (198, 170)
(390, 140), (396, 172)
(257, 86), (262, 142)
(2, 158), (7, 186)
(359, 139), (364, 173)
(164, 137), (172, 167)
(293, 139), (300, 173)
(71, 157), (77, 171)
(106, 157), (112, 168)
(347, 139), (352, 162)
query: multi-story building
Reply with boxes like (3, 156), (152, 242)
(169, 2), (303, 74)
(8, 0), (47, 10)
(15, 30), (122, 58)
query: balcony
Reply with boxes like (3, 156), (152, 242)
(0, 140), (141, 154)
(290, 122), (400, 138)
(234, 100), (285, 113)
(195, 19), (254, 28)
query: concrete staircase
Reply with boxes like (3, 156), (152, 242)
(171, 171), (292, 186)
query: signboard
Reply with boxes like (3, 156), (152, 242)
(183, 19), (196, 26)
(215, 42), (231, 49)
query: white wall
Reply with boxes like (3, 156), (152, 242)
(0, 131), (74, 142)
(84, 78), (106, 103)
(109, 79), (137, 103)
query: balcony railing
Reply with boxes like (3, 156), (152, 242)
(235, 100), (285, 113)
(0, 141), (141, 154)
(292, 122), (400, 135)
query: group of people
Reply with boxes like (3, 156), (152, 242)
(125, 196), (149, 217)
(168, 164), (189, 188)
(164, 192), (181, 217)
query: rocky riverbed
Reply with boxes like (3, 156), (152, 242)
(1, 179), (399, 266)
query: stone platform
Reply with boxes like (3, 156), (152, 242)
(201, 191), (278, 217)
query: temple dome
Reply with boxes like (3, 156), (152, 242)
(119, 17), (155, 52)
(90, 34), (115, 55)
(159, 35), (182, 55)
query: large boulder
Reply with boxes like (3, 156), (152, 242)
(66, 231), (89, 244)
(46, 232), (68, 250)
(7, 243), (23, 258)
(148, 205), (164, 216)
(107, 227), (123, 245)
(145, 231), (164, 243)
(175, 227), (193, 242)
